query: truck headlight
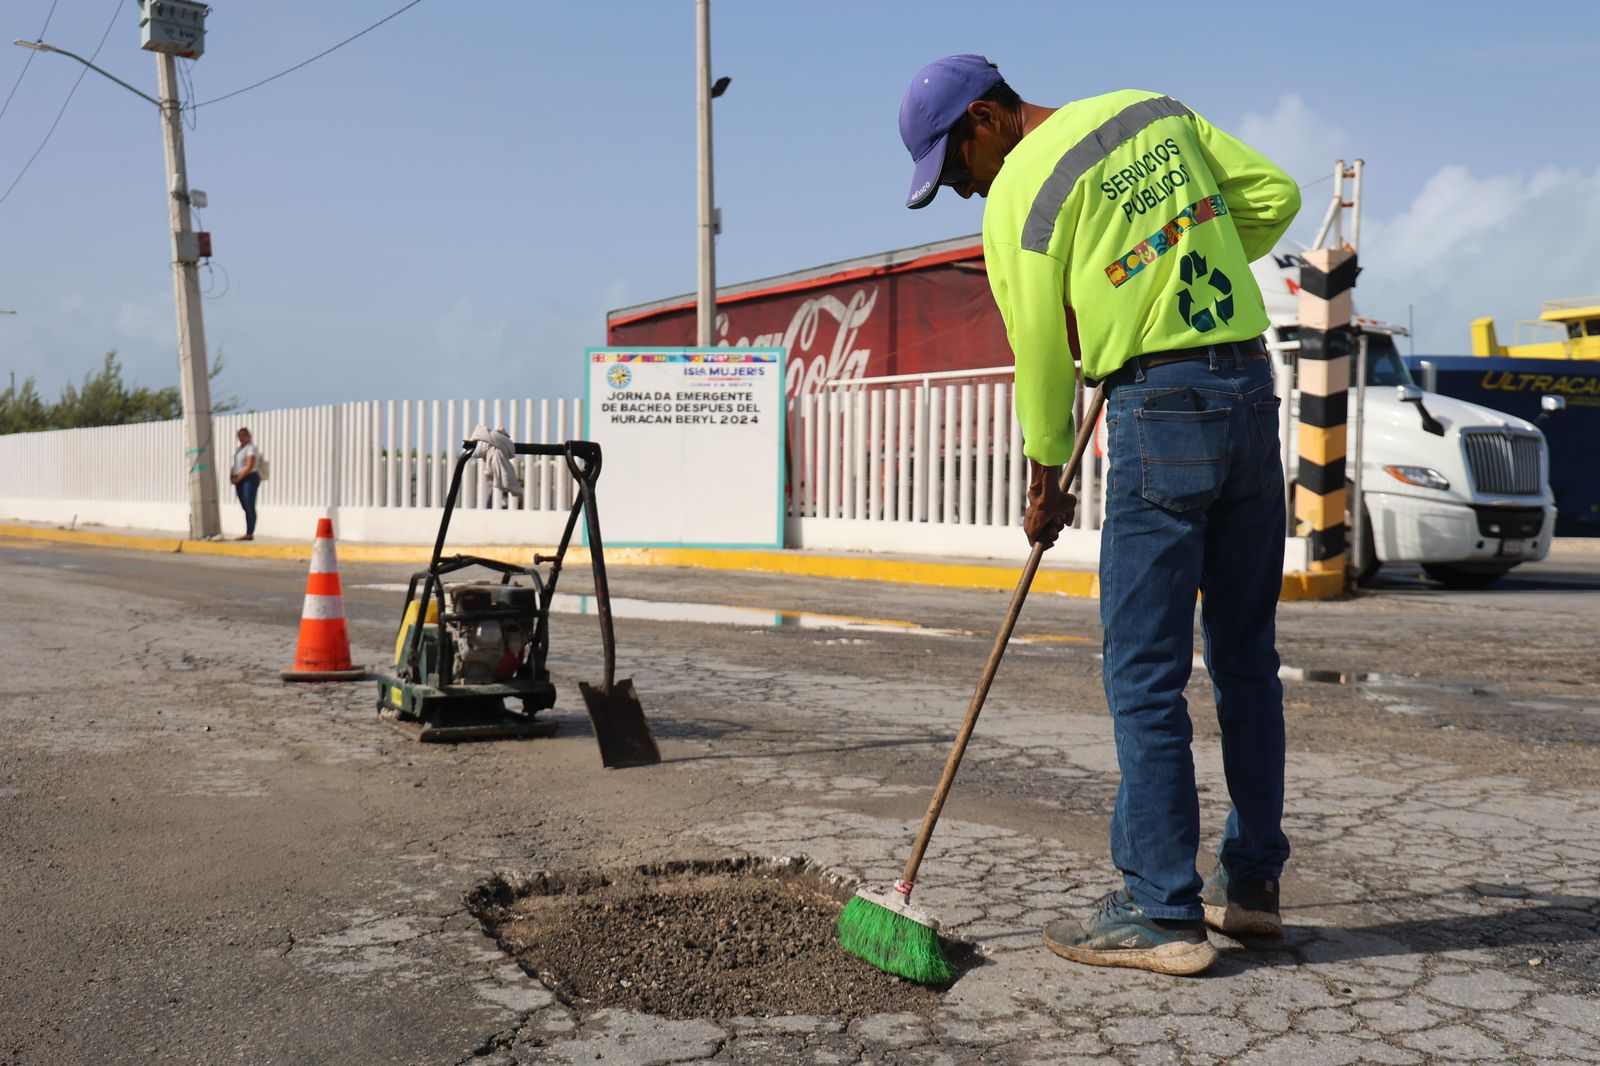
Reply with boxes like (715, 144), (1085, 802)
(1383, 465), (1450, 491)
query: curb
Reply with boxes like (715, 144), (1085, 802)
(0, 522), (1341, 601)
(0, 525), (186, 554)
(1281, 569), (1347, 601)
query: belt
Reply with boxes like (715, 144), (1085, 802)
(1092, 336), (1267, 386)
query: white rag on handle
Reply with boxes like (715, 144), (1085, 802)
(468, 424), (523, 499)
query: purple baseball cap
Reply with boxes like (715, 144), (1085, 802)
(899, 54), (1003, 209)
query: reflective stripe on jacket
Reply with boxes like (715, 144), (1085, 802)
(982, 89), (1300, 465)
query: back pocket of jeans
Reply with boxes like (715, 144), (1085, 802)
(1136, 407), (1230, 512)
(1253, 395), (1284, 492)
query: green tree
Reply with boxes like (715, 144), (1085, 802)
(52, 352), (182, 429)
(0, 376), (49, 434)
(1, 350), (248, 434)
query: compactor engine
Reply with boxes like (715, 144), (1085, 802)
(447, 584), (537, 685)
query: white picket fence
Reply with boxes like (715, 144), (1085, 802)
(783, 370), (1110, 563)
(0, 398), (591, 545)
(0, 362), (1303, 567)
(790, 375), (1030, 524)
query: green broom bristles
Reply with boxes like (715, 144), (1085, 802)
(835, 889), (956, 985)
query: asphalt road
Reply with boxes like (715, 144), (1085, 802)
(1, 539), (1596, 1064)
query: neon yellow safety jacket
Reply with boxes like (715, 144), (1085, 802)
(982, 90), (1301, 465)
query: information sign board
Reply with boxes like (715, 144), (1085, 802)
(584, 347), (785, 548)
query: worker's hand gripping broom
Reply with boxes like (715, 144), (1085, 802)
(836, 384), (1106, 984)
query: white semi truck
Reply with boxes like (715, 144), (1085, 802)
(1254, 249), (1557, 587)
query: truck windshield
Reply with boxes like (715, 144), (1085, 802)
(1358, 335), (1414, 387)
(1276, 328), (1415, 386)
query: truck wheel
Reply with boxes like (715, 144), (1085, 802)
(1420, 563), (1513, 589)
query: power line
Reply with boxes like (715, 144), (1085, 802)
(178, 55), (197, 128)
(0, 0), (124, 208)
(193, 0), (426, 109)
(0, 0), (63, 126)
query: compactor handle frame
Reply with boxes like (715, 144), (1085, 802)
(400, 439), (618, 692)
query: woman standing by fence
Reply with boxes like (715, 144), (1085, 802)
(230, 426), (261, 541)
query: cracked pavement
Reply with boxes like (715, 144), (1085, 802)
(1, 540), (1597, 1064)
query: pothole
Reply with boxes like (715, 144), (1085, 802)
(467, 856), (972, 1020)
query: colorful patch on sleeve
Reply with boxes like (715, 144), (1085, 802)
(1103, 195), (1228, 288)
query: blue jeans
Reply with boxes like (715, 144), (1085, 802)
(235, 472), (260, 536)
(1098, 347), (1290, 920)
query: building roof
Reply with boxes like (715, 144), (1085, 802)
(607, 234), (982, 327)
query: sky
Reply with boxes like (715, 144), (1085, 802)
(2, 0), (1598, 413)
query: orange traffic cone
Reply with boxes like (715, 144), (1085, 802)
(280, 518), (367, 682)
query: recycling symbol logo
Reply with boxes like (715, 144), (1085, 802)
(1175, 251), (1233, 333)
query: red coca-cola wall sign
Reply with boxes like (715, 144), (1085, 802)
(607, 247), (1013, 399)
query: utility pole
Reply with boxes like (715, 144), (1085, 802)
(14, 5), (217, 538)
(694, 0), (715, 346)
(155, 48), (220, 539)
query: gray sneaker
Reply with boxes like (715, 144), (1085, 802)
(1201, 863), (1283, 937)
(1042, 889), (1217, 976)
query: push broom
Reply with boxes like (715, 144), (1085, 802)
(836, 384), (1106, 984)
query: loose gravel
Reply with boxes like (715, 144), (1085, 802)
(475, 863), (956, 1019)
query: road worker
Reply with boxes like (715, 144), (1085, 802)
(899, 55), (1301, 976)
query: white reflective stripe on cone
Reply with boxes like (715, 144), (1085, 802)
(309, 537), (338, 574)
(300, 593), (347, 620)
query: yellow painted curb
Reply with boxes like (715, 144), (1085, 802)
(1, 521), (1340, 601)
(615, 548), (1105, 597)
(0, 523), (183, 554)
(1280, 569), (1346, 601)
(181, 539), (315, 561)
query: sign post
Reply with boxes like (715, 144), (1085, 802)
(585, 347), (786, 548)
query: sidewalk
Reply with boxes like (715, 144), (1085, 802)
(0, 518), (1347, 601)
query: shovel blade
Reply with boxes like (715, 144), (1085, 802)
(577, 677), (661, 768)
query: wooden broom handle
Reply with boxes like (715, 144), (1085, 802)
(898, 384), (1106, 891)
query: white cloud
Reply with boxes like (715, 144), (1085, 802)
(114, 296), (172, 347)
(603, 278), (630, 314)
(1234, 94), (1353, 186)
(57, 291), (90, 319)
(1360, 164), (1600, 352)
(1232, 94), (1600, 354)
(435, 299), (510, 366)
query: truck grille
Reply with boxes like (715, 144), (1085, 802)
(1461, 430), (1543, 496)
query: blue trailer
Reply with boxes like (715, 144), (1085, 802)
(1404, 356), (1600, 536)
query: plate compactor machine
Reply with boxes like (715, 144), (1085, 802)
(374, 438), (660, 768)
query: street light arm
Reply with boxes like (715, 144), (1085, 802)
(12, 39), (161, 108)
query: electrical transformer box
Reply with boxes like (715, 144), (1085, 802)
(175, 231), (211, 263)
(140, 0), (208, 59)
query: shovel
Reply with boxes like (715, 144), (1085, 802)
(571, 456), (661, 769)
(578, 662), (659, 769)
